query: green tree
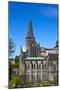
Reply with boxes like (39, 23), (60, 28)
(9, 75), (24, 88)
(9, 38), (15, 56)
(9, 61), (12, 80)
(9, 38), (15, 80)
(15, 56), (19, 63)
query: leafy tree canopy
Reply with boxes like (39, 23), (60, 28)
(9, 38), (15, 57)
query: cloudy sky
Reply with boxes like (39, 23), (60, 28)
(9, 2), (58, 58)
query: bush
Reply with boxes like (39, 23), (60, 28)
(12, 63), (19, 68)
(9, 75), (24, 88)
(43, 81), (50, 86)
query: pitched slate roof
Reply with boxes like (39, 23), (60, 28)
(26, 56), (47, 61)
(48, 54), (58, 61)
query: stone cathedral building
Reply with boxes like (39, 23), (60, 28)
(18, 18), (58, 83)
(12, 18), (58, 84)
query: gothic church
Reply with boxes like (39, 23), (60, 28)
(19, 18), (58, 83)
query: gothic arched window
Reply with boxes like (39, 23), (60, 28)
(32, 63), (33, 69)
(42, 64), (44, 69)
(32, 63), (36, 69)
(28, 63), (30, 69)
(34, 63), (36, 69)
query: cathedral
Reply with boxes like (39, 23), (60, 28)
(18, 18), (58, 83)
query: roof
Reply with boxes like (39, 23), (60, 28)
(26, 57), (46, 61)
(48, 54), (58, 61)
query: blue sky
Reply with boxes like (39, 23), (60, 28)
(8, 2), (58, 58)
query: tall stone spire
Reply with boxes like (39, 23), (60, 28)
(26, 17), (34, 38)
(26, 18), (35, 48)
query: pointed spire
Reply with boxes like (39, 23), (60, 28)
(20, 45), (23, 52)
(27, 17), (34, 38)
(26, 17), (35, 48)
(55, 40), (58, 48)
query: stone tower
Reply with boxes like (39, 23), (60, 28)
(26, 18), (35, 49)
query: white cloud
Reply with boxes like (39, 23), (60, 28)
(41, 6), (58, 18)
